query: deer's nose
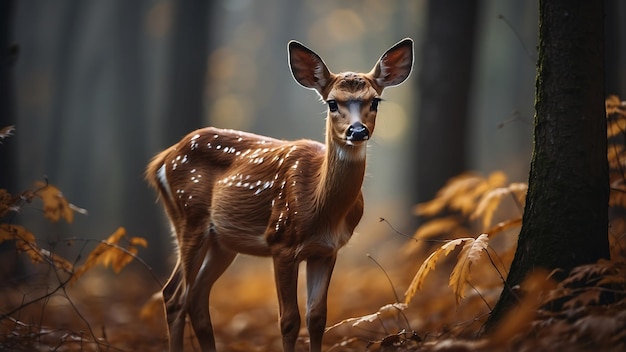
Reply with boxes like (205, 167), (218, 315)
(346, 122), (369, 142)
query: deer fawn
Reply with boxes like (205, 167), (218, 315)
(146, 38), (413, 352)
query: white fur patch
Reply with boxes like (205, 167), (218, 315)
(348, 101), (362, 125)
(336, 143), (367, 162)
(157, 164), (173, 202)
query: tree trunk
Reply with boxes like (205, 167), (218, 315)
(485, 0), (609, 330)
(413, 0), (480, 205)
(162, 1), (211, 142)
(0, 0), (20, 279)
(604, 0), (626, 96)
(0, 0), (16, 191)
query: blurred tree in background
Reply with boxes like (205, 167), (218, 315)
(5, 0), (625, 277)
(413, 0), (479, 207)
(0, 0), (16, 192)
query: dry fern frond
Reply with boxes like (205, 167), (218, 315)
(472, 188), (509, 229)
(597, 274), (626, 287)
(414, 173), (482, 216)
(561, 259), (614, 287)
(405, 234), (491, 305)
(414, 171), (508, 218)
(413, 216), (461, 239)
(472, 183), (527, 230)
(562, 288), (603, 310)
(405, 216), (467, 255)
(71, 227), (148, 283)
(543, 259), (625, 311)
(449, 233), (489, 304)
(452, 172), (508, 216)
(325, 303), (408, 332)
(404, 237), (469, 304)
(485, 217), (522, 238)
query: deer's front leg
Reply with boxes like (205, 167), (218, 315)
(273, 254), (301, 352)
(306, 255), (337, 352)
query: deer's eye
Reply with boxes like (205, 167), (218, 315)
(327, 100), (338, 112)
(370, 98), (381, 112)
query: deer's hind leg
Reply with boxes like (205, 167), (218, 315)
(187, 231), (237, 351)
(162, 257), (185, 351)
(163, 222), (214, 351)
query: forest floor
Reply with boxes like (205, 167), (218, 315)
(2, 234), (626, 352)
(2, 149), (626, 351)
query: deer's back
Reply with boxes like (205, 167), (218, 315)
(150, 127), (336, 256)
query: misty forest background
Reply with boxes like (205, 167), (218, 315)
(2, 0), (626, 351)
(4, 0), (552, 267)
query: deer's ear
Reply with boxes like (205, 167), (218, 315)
(288, 41), (332, 95)
(370, 38), (414, 88)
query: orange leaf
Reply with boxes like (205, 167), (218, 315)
(71, 227), (147, 283)
(0, 223), (35, 245)
(130, 236), (148, 247)
(34, 182), (74, 223)
(0, 224), (73, 273)
(0, 189), (12, 217)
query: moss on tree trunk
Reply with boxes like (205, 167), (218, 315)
(485, 0), (609, 331)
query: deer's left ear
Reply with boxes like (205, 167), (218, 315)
(288, 40), (332, 96)
(369, 38), (414, 88)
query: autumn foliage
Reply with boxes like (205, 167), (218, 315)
(2, 97), (626, 351)
(0, 127), (150, 350)
(324, 96), (626, 350)
(0, 181), (147, 284)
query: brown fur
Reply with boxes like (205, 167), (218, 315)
(147, 39), (413, 352)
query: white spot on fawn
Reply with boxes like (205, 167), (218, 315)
(190, 134), (200, 150)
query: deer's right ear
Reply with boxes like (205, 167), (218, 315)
(288, 41), (331, 95)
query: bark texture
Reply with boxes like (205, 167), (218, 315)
(486, 0), (609, 330)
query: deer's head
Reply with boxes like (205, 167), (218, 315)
(288, 39), (414, 159)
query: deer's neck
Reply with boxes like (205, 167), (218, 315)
(314, 139), (367, 222)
